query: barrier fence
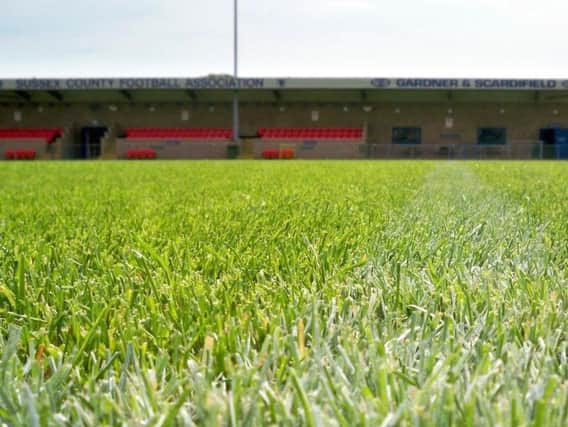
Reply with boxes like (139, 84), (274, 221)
(361, 141), (564, 160)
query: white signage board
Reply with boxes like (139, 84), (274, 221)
(1, 77), (567, 91)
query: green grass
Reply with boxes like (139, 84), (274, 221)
(0, 160), (566, 426)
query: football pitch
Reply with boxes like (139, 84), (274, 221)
(0, 161), (566, 425)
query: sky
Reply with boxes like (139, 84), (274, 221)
(1, 0), (568, 79)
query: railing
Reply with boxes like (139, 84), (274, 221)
(361, 141), (558, 160)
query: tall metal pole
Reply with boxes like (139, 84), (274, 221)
(232, 0), (240, 144)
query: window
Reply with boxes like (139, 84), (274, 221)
(477, 127), (506, 145)
(392, 127), (421, 144)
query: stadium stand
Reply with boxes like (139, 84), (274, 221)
(1, 76), (567, 159)
(258, 128), (363, 140)
(124, 128), (232, 140)
(0, 128), (62, 144)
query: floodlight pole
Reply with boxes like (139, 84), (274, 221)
(232, 0), (240, 145)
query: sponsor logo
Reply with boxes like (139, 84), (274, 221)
(396, 79), (460, 89)
(474, 79), (557, 89)
(371, 79), (391, 88)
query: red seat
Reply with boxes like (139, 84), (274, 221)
(257, 127), (364, 140)
(124, 128), (232, 140)
(4, 149), (36, 160)
(0, 128), (61, 144)
(126, 148), (157, 160)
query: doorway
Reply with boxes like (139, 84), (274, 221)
(76, 126), (107, 159)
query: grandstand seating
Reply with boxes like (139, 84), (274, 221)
(123, 127), (362, 140)
(257, 128), (363, 139)
(124, 128), (232, 139)
(0, 128), (62, 144)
